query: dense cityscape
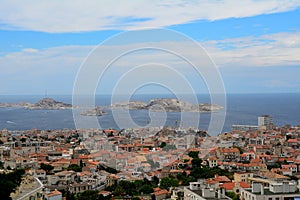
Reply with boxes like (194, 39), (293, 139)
(1, 115), (300, 200)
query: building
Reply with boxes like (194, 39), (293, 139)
(231, 115), (274, 131)
(216, 147), (240, 162)
(152, 187), (169, 200)
(234, 172), (254, 184)
(231, 125), (259, 132)
(240, 181), (300, 200)
(184, 181), (232, 200)
(258, 115), (274, 130)
(44, 190), (62, 200)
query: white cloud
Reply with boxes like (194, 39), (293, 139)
(0, 0), (299, 33)
(1, 31), (300, 78)
(203, 31), (300, 67)
(1, 30), (300, 94)
(22, 48), (38, 53)
(0, 45), (93, 75)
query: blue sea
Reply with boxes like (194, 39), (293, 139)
(0, 93), (299, 134)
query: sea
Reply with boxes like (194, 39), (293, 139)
(0, 93), (300, 135)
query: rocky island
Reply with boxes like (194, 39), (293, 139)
(110, 98), (223, 112)
(80, 107), (107, 116)
(0, 98), (72, 110)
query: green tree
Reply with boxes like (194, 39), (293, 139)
(226, 191), (239, 200)
(118, 180), (135, 195)
(40, 163), (54, 174)
(0, 168), (25, 200)
(134, 180), (143, 193)
(192, 158), (202, 167)
(152, 176), (159, 185)
(160, 142), (167, 148)
(77, 190), (100, 200)
(188, 151), (199, 159)
(114, 184), (126, 196)
(140, 184), (154, 194)
(160, 177), (179, 189)
(67, 164), (82, 172)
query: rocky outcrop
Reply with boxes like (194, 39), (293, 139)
(110, 98), (223, 112)
(0, 98), (72, 110)
(80, 107), (107, 116)
(28, 98), (72, 109)
(110, 100), (148, 110)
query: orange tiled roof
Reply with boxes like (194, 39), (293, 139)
(220, 182), (235, 190)
(46, 190), (62, 197)
(287, 139), (297, 143)
(153, 189), (169, 196)
(218, 148), (239, 153)
(214, 175), (230, 182)
(239, 182), (250, 188)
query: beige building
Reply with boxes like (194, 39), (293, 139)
(234, 172), (254, 184)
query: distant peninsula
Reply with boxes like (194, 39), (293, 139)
(110, 98), (223, 112)
(0, 98), (72, 110)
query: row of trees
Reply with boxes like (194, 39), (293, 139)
(106, 178), (159, 197)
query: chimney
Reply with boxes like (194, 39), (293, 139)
(217, 189), (221, 199)
(260, 184), (264, 195)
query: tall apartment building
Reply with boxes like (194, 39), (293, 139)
(258, 115), (274, 130)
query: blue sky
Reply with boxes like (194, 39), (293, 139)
(0, 1), (300, 95)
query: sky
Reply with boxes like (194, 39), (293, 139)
(0, 0), (300, 95)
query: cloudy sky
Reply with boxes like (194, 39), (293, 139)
(0, 0), (300, 95)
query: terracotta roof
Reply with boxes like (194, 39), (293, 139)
(218, 148), (239, 153)
(239, 182), (250, 188)
(287, 139), (297, 143)
(98, 191), (111, 196)
(221, 182), (235, 190)
(153, 189), (169, 196)
(282, 164), (297, 169)
(46, 190), (62, 197)
(214, 175), (231, 182)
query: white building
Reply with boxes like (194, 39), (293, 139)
(44, 190), (62, 200)
(184, 181), (232, 200)
(258, 115), (274, 130)
(241, 181), (300, 200)
(231, 125), (258, 132)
